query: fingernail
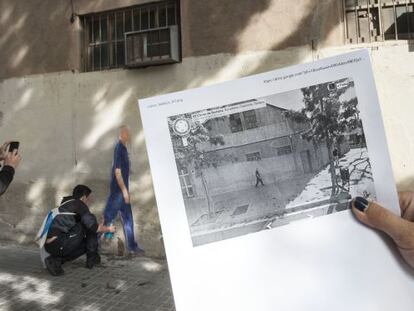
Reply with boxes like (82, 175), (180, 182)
(354, 196), (369, 212)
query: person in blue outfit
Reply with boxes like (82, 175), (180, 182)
(103, 125), (144, 255)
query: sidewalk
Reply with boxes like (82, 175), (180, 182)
(0, 242), (175, 311)
(286, 147), (374, 207)
(191, 173), (316, 234)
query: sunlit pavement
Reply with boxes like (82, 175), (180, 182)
(0, 242), (175, 311)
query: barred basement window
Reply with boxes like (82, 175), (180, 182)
(246, 152), (261, 162)
(229, 114), (243, 133)
(229, 110), (259, 133)
(276, 145), (292, 156)
(243, 110), (258, 130)
(343, 0), (414, 44)
(81, 1), (180, 71)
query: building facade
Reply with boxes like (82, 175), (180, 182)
(185, 104), (331, 196)
(0, 0), (413, 257)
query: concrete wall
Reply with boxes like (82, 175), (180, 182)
(197, 153), (300, 195)
(0, 46), (306, 256)
(0, 0), (344, 80)
(1, 0), (414, 257)
(0, 0), (164, 80)
(180, 0), (344, 57)
(2, 39), (414, 256)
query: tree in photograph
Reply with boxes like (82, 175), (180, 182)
(285, 79), (356, 196)
(338, 96), (365, 147)
(169, 116), (224, 219)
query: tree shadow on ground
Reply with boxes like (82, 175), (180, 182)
(0, 243), (172, 311)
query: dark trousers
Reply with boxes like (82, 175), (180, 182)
(45, 223), (98, 263)
(103, 192), (139, 252)
(255, 177), (264, 187)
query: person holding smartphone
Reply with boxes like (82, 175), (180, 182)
(0, 141), (21, 196)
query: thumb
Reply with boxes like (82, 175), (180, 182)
(352, 197), (414, 250)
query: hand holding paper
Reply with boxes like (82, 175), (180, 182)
(139, 50), (414, 311)
(353, 193), (414, 268)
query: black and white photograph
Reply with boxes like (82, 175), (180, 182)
(168, 78), (375, 246)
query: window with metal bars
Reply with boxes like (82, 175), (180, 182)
(343, 0), (414, 44)
(242, 110), (258, 130)
(81, 1), (179, 72)
(275, 145), (292, 156)
(229, 110), (259, 133)
(229, 113), (244, 133)
(246, 152), (262, 162)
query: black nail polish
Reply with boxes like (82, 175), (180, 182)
(354, 196), (368, 212)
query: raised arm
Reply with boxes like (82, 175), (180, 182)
(0, 150), (20, 196)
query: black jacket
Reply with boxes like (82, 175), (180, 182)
(47, 196), (99, 238)
(0, 165), (15, 196)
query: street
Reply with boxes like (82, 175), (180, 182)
(191, 148), (372, 245)
(0, 242), (174, 311)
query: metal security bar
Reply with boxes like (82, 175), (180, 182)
(343, 0), (414, 43)
(81, 0), (178, 72)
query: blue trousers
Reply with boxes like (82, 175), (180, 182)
(103, 192), (139, 251)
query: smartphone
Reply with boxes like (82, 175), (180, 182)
(9, 141), (19, 153)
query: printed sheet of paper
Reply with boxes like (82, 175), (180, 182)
(139, 50), (414, 311)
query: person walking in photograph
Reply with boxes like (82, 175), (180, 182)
(103, 125), (144, 255)
(255, 168), (264, 187)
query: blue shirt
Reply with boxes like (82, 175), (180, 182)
(110, 141), (129, 193)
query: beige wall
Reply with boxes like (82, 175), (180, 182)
(0, 45), (316, 257)
(1, 0), (413, 258)
(181, 0), (344, 57)
(0, 0), (344, 80)
(0, 0), (162, 80)
(0, 0), (79, 80)
(75, 0), (164, 15)
(1, 41), (414, 256)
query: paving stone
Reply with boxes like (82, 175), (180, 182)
(0, 242), (175, 311)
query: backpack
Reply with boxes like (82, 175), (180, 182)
(35, 199), (77, 267)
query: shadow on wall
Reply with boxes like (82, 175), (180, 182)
(0, 0), (346, 304)
(182, 0), (344, 85)
(0, 77), (158, 252)
(0, 1), (374, 310)
(0, 0), (346, 250)
(0, 0), (79, 80)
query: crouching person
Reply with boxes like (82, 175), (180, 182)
(43, 185), (115, 276)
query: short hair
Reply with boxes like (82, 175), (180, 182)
(119, 125), (129, 132)
(72, 185), (92, 199)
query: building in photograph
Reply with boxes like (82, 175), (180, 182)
(168, 79), (375, 246)
(178, 101), (342, 199)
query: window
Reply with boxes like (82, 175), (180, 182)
(246, 152), (261, 162)
(229, 110), (259, 133)
(343, 0), (414, 43)
(81, 1), (179, 71)
(276, 145), (292, 156)
(243, 110), (258, 130)
(178, 167), (194, 198)
(229, 113), (243, 133)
